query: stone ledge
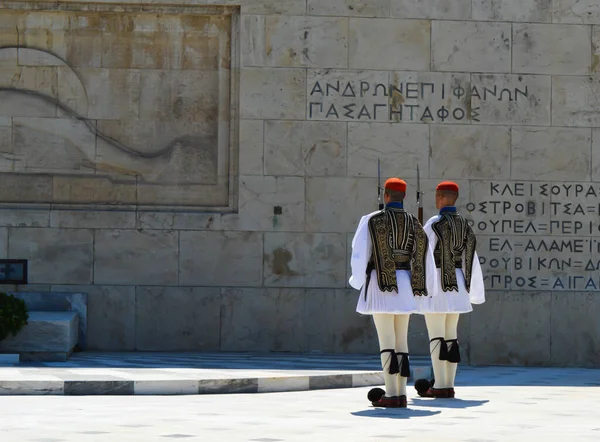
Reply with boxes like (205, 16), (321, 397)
(0, 311), (79, 358)
(0, 354), (19, 366)
(0, 356), (433, 396)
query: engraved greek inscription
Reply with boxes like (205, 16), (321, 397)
(342, 104), (355, 119)
(437, 106), (449, 121)
(374, 83), (388, 97)
(453, 108), (465, 120)
(549, 220), (584, 234)
(326, 81), (340, 96)
(421, 106), (434, 121)
(483, 86), (497, 100)
(389, 104), (402, 121)
(390, 84), (403, 96)
(406, 83), (419, 99)
(309, 102), (323, 118)
(406, 104), (419, 120)
(489, 238), (513, 252)
(360, 81), (370, 97)
(342, 83), (356, 97)
(373, 104), (386, 120)
(357, 105), (371, 120)
(453, 85), (466, 99)
(515, 86), (528, 101)
(310, 81), (323, 96)
(307, 77), (534, 123)
(470, 181), (600, 291)
(421, 83), (434, 99)
(499, 88), (513, 101)
(490, 182), (525, 196)
(524, 239), (584, 253)
(326, 104), (339, 118)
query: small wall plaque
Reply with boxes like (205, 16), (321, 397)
(0, 260), (28, 285)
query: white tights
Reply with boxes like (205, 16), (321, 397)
(424, 313), (460, 389)
(372, 313), (410, 397)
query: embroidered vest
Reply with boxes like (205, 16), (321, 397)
(367, 208), (428, 296)
(431, 213), (477, 292)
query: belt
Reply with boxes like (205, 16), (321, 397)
(434, 259), (462, 269)
(364, 260), (410, 300)
(367, 260), (411, 271)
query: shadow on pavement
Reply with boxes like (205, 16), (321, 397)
(410, 398), (489, 409)
(351, 408), (442, 419)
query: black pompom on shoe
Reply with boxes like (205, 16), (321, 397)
(367, 387), (386, 402)
(414, 378), (431, 395)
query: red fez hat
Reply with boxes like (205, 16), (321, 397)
(436, 181), (459, 192)
(384, 178), (407, 192)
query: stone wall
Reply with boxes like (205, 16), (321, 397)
(1, 0), (599, 367)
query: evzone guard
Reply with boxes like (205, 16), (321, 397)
(414, 181), (486, 399)
(349, 176), (436, 408)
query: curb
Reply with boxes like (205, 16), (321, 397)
(0, 365), (432, 396)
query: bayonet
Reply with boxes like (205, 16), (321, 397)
(377, 158), (383, 210)
(417, 164), (423, 224)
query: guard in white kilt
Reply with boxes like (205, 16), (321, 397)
(350, 178), (436, 408)
(415, 181), (485, 399)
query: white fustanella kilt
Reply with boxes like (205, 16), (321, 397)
(356, 269), (418, 315)
(414, 269), (473, 314)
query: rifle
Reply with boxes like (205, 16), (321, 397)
(377, 158), (384, 210)
(417, 164), (423, 224)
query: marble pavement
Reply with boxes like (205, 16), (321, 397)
(0, 366), (598, 442)
(0, 352), (432, 396)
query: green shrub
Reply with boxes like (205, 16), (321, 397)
(0, 292), (29, 341)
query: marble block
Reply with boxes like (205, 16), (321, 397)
(391, 0), (471, 19)
(349, 18), (430, 70)
(553, 0), (600, 24)
(430, 125), (511, 179)
(351, 373), (383, 387)
(511, 127), (591, 181)
(432, 21), (511, 73)
(240, 68), (306, 120)
(0, 354), (19, 366)
(8, 228), (93, 284)
(551, 293), (600, 367)
(308, 0), (391, 17)
(552, 76), (600, 126)
(473, 0), (552, 22)
(308, 374), (352, 390)
(264, 16), (348, 68)
(0, 380), (64, 395)
(470, 292), (552, 366)
(64, 381), (134, 396)
(9, 292), (87, 350)
(258, 376), (310, 393)
(513, 24), (591, 75)
(471, 73), (551, 126)
(0, 311), (79, 354)
(134, 380), (199, 395)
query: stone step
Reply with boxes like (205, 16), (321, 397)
(0, 352), (433, 395)
(0, 311), (79, 362)
(0, 354), (19, 366)
(0, 363), (433, 396)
